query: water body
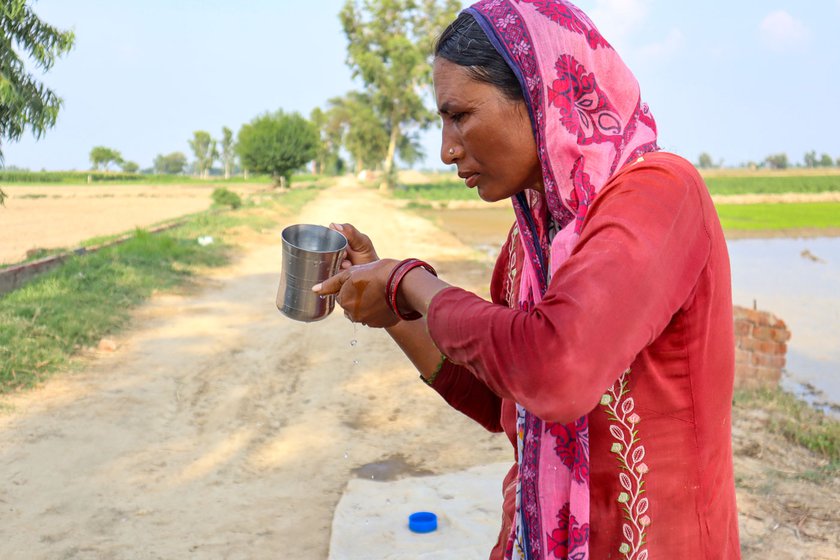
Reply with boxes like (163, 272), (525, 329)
(423, 208), (840, 410)
(728, 237), (840, 410)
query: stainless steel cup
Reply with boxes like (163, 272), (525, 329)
(276, 224), (348, 322)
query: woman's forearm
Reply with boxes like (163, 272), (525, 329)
(385, 319), (444, 380)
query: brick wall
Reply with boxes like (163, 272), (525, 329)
(733, 305), (791, 389)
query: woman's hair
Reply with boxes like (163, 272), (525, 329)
(434, 12), (523, 102)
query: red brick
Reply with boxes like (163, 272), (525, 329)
(733, 307), (770, 325)
(735, 364), (759, 379)
(738, 338), (787, 355)
(734, 377), (762, 390)
(752, 326), (790, 342)
(734, 320), (753, 337)
(772, 328), (792, 342)
(751, 353), (786, 369)
(756, 365), (782, 384)
(735, 349), (752, 364)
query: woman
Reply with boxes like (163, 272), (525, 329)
(315, 1), (740, 558)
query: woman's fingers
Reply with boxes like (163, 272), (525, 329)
(312, 269), (350, 295)
(331, 222), (378, 262)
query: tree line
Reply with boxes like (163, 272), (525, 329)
(1, 0), (459, 196)
(5, 1), (838, 205)
(697, 151), (840, 170)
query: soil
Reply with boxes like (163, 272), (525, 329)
(0, 181), (837, 559)
(0, 183), (269, 266)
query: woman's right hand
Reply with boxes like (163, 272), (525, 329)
(330, 223), (378, 269)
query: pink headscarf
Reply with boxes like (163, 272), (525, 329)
(464, 1), (658, 558)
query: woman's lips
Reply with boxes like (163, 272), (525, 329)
(465, 173), (480, 188)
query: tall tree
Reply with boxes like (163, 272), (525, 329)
(340, 0), (460, 190)
(189, 131), (217, 178)
(819, 153), (833, 168)
(236, 110), (318, 189)
(764, 153), (789, 170)
(220, 126), (235, 179)
(0, 1), (75, 205)
(120, 160), (139, 173)
(310, 107), (344, 175)
(697, 152), (714, 169)
(803, 150), (817, 168)
(153, 152), (188, 174)
(326, 92), (390, 174)
(89, 146), (122, 171)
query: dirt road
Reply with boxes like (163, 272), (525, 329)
(1, 182), (837, 559)
(0, 182), (508, 559)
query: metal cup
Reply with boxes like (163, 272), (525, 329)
(276, 224), (348, 322)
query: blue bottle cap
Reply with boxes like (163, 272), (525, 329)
(408, 511), (438, 533)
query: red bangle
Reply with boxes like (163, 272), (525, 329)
(385, 258), (437, 321)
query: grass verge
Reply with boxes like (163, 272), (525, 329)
(733, 387), (839, 474)
(0, 185), (323, 393)
(716, 202), (840, 231)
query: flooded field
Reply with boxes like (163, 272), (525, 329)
(418, 207), (840, 409)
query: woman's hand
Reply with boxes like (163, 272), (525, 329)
(330, 223), (378, 269)
(313, 258), (400, 328)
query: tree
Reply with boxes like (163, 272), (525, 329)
(120, 160), (139, 173)
(310, 107), (344, 176)
(236, 110), (318, 189)
(340, 0), (460, 190)
(325, 92), (390, 174)
(153, 152), (188, 174)
(764, 153), (789, 170)
(1, 2), (75, 205)
(697, 152), (714, 169)
(818, 153), (833, 168)
(220, 126), (236, 179)
(89, 146), (123, 171)
(803, 150), (817, 168)
(189, 131), (217, 179)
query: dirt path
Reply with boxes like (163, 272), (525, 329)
(1, 181), (837, 559)
(0, 182), (507, 559)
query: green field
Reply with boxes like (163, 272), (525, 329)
(394, 172), (840, 233)
(393, 171), (840, 201)
(716, 202), (840, 231)
(0, 185), (323, 393)
(704, 174), (840, 195)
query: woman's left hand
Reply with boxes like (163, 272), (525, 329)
(313, 258), (400, 328)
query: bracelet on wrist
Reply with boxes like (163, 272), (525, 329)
(385, 258), (437, 321)
(420, 354), (447, 386)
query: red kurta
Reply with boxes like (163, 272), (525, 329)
(426, 153), (740, 559)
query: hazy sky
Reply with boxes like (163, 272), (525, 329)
(4, 0), (840, 171)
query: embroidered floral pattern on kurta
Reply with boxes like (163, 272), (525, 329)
(601, 370), (650, 560)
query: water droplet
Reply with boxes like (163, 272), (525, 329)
(353, 359), (360, 366)
(343, 452), (349, 459)
(350, 339), (357, 347)
(370, 475), (375, 480)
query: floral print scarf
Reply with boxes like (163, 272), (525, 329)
(463, 1), (659, 558)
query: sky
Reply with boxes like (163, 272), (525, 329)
(4, 0), (840, 172)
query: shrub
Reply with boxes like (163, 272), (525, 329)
(211, 187), (242, 209)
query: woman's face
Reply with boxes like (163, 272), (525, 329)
(433, 57), (543, 202)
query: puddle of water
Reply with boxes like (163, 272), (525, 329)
(351, 454), (434, 482)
